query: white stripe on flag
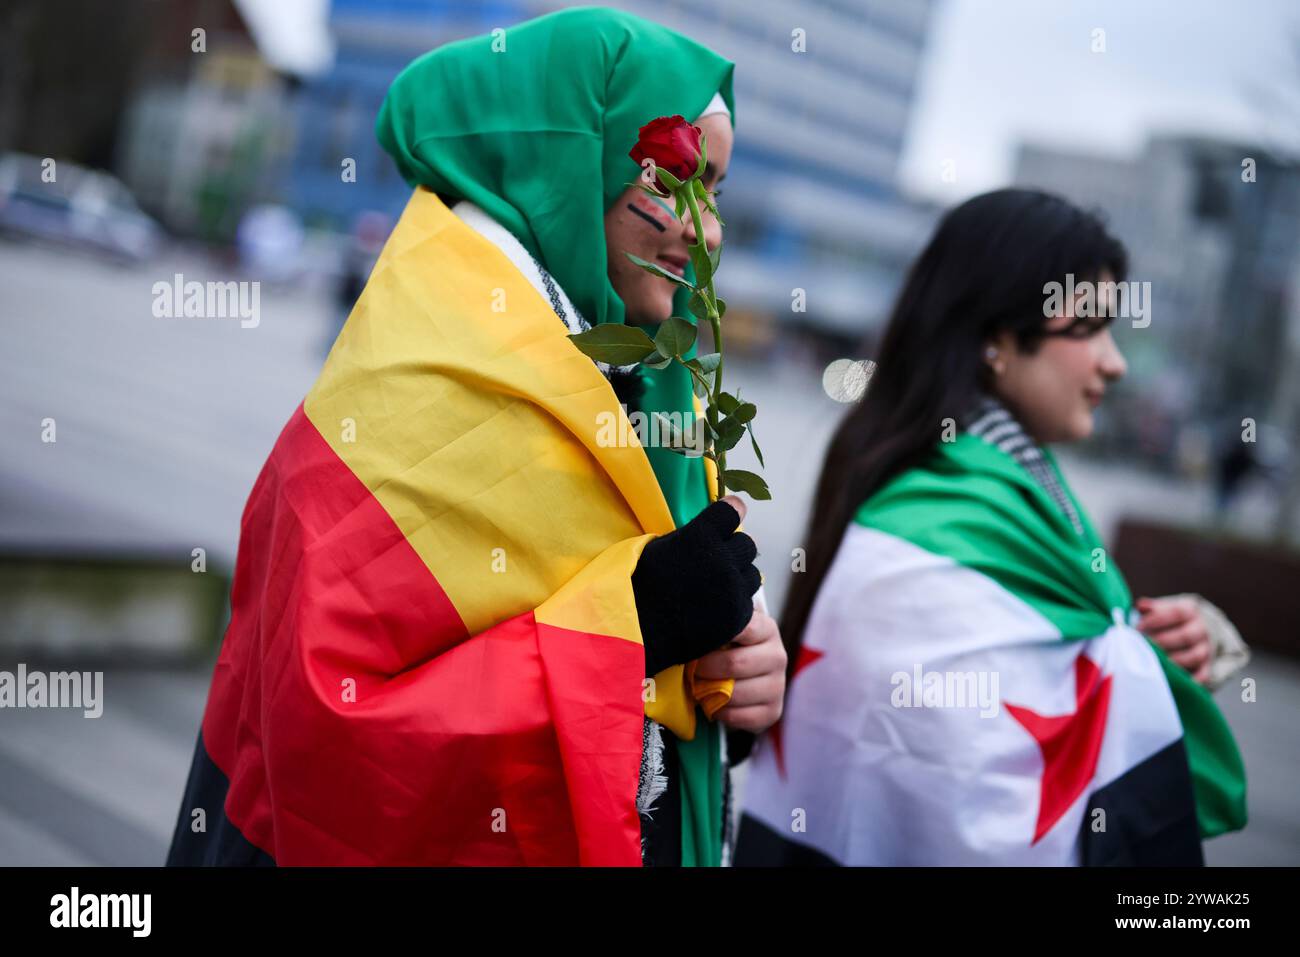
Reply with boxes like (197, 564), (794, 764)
(741, 524), (1183, 865)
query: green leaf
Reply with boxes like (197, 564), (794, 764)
(715, 416), (746, 452)
(749, 427), (765, 469)
(642, 353), (672, 370)
(654, 165), (683, 193)
(715, 297), (727, 319)
(688, 289), (709, 321)
(709, 243), (722, 275)
(674, 190), (687, 221)
(625, 251), (692, 289)
(722, 468), (771, 501)
(691, 373), (710, 399)
(731, 401), (756, 425)
(567, 324), (657, 366)
(688, 243), (712, 289)
(692, 177), (709, 201)
(652, 412), (703, 457)
(715, 391), (740, 415)
(694, 352), (721, 375)
(680, 358), (713, 397)
(701, 189), (725, 227)
(695, 132), (708, 179)
(654, 315), (697, 359)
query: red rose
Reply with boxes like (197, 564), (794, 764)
(629, 115), (703, 193)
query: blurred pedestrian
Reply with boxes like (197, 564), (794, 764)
(325, 211), (389, 357)
(1214, 428), (1259, 516)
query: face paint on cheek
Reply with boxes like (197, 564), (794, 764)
(645, 193), (676, 220)
(626, 194), (676, 233)
(625, 202), (666, 232)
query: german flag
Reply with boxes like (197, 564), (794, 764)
(167, 188), (720, 865)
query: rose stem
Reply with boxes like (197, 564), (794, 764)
(681, 182), (726, 498)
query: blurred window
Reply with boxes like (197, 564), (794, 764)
(1192, 158), (1230, 223)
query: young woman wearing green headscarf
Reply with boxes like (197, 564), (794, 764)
(374, 7), (787, 866)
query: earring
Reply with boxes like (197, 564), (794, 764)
(985, 346), (1005, 376)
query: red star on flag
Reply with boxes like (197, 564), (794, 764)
(770, 645), (823, 779)
(1006, 652), (1112, 844)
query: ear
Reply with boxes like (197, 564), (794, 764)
(983, 330), (1015, 376)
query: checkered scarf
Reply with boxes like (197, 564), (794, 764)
(962, 395), (1084, 535)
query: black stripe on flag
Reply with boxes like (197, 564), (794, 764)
(165, 730), (275, 866)
(733, 813), (839, 866)
(1080, 738), (1203, 866)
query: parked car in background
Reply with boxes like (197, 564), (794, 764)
(0, 152), (163, 262)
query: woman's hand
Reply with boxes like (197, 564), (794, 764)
(695, 610), (787, 733)
(632, 494), (761, 677)
(1135, 595), (1212, 686)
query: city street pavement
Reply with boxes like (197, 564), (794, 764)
(0, 240), (1295, 865)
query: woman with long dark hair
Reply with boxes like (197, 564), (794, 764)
(735, 188), (1247, 865)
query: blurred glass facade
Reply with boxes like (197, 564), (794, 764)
(1016, 137), (1300, 486)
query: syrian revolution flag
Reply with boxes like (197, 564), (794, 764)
(166, 188), (717, 866)
(737, 435), (1246, 866)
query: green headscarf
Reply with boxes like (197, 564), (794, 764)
(376, 5), (736, 866)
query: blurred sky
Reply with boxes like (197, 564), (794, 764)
(899, 0), (1300, 202)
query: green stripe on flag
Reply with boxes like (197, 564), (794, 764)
(857, 435), (1126, 638)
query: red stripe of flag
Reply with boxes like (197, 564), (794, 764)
(200, 404), (643, 864)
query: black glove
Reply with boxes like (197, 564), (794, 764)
(726, 727), (758, 767)
(632, 500), (761, 678)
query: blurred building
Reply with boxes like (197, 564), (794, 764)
(287, 0), (940, 341)
(0, 0), (334, 244)
(1016, 135), (1300, 470)
(117, 0), (334, 241)
(286, 0), (523, 232)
